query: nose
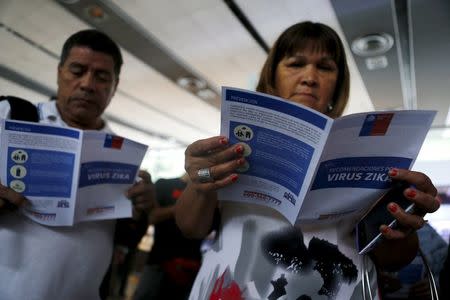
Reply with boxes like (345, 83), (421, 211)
(80, 72), (95, 92)
(300, 65), (318, 87)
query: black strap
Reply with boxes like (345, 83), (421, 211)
(0, 95), (39, 122)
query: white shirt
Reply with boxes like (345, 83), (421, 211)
(190, 203), (379, 300)
(0, 101), (115, 300)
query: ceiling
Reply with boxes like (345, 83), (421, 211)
(0, 0), (449, 179)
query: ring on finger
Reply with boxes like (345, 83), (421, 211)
(197, 168), (213, 183)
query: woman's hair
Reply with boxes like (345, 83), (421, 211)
(256, 21), (350, 118)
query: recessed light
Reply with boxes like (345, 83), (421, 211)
(197, 89), (217, 101)
(85, 5), (108, 22)
(351, 33), (394, 57)
(176, 77), (206, 92)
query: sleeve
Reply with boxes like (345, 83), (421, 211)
(0, 99), (12, 120)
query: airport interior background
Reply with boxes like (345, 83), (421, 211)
(1, 0), (450, 299)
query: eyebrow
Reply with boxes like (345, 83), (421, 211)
(287, 54), (336, 63)
(68, 62), (113, 74)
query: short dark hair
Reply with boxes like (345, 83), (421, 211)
(256, 21), (350, 118)
(59, 29), (123, 78)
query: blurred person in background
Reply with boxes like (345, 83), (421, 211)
(133, 173), (206, 300)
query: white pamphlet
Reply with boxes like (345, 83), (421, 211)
(219, 87), (435, 224)
(0, 119), (148, 226)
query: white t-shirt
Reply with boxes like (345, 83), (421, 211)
(190, 203), (379, 300)
(0, 101), (115, 300)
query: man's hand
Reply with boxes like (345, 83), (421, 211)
(0, 183), (29, 211)
(125, 170), (155, 219)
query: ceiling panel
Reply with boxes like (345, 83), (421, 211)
(112, 0), (267, 90)
(411, 0), (450, 126)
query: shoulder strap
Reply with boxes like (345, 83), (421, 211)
(0, 95), (39, 122)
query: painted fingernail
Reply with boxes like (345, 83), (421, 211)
(230, 174), (239, 182)
(234, 145), (244, 154)
(389, 168), (398, 177)
(406, 189), (417, 198)
(436, 195), (442, 204)
(388, 203), (398, 213)
(219, 137), (228, 145)
(381, 226), (390, 234)
(237, 158), (245, 165)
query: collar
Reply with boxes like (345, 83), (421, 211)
(38, 101), (113, 133)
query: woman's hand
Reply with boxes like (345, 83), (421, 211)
(372, 168), (439, 270)
(176, 136), (245, 238)
(184, 136), (246, 193)
(380, 168), (440, 239)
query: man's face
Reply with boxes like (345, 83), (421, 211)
(56, 46), (118, 129)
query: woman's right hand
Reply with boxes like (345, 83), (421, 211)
(184, 136), (246, 194)
(176, 136), (245, 238)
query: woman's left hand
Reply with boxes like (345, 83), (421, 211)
(380, 168), (440, 240)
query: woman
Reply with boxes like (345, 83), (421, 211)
(175, 21), (440, 300)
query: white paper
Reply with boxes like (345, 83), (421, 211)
(0, 119), (148, 226)
(219, 87), (436, 224)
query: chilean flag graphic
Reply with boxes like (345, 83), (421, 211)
(104, 134), (124, 149)
(359, 113), (394, 136)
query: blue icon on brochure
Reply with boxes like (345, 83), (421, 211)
(234, 125), (254, 141)
(10, 180), (25, 193)
(10, 165), (27, 179)
(11, 149), (28, 164)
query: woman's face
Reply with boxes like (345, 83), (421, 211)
(274, 47), (338, 114)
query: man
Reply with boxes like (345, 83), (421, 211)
(0, 29), (153, 300)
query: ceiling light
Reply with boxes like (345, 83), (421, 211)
(197, 89), (217, 101)
(85, 5), (108, 22)
(176, 77), (206, 93)
(365, 55), (388, 70)
(351, 33), (394, 57)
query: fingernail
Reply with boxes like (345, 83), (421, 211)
(381, 226), (390, 234)
(234, 145), (244, 154)
(406, 189), (417, 198)
(219, 137), (228, 145)
(436, 195), (442, 204)
(389, 168), (398, 177)
(230, 174), (239, 182)
(237, 158), (245, 165)
(388, 203), (398, 213)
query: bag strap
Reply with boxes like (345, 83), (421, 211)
(418, 247), (439, 300)
(0, 95), (39, 122)
(363, 248), (440, 300)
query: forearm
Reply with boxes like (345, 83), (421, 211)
(175, 183), (218, 239)
(148, 205), (176, 224)
(371, 232), (419, 271)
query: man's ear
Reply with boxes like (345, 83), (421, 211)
(112, 77), (120, 95)
(57, 65), (62, 86)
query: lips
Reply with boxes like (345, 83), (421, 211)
(292, 92), (317, 101)
(71, 97), (95, 105)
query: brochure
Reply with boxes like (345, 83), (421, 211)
(218, 87), (436, 224)
(0, 119), (148, 226)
